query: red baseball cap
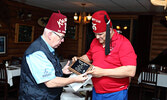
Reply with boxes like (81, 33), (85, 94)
(45, 11), (67, 34)
(92, 10), (112, 33)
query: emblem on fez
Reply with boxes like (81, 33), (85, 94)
(57, 19), (66, 28)
(92, 23), (97, 31)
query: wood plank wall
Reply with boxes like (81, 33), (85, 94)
(0, 0), (52, 62)
(0, 0), (78, 62)
(150, 15), (167, 60)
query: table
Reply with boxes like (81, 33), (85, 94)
(60, 59), (92, 100)
(61, 73), (92, 100)
(61, 92), (85, 100)
(61, 85), (92, 100)
(6, 65), (21, 86)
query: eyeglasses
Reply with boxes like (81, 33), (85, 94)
(95, 32), (105, 37)
(52, 31), (65, 40)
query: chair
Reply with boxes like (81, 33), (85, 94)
(10, 56), (22, 65)
(2, 59), (11, 67)
(2, 57), (22, 67)
(0, 63), (19, 100)
(139, 65), (160, 100)
(0, 63), (8, 100)
(85, 91), (92, 100)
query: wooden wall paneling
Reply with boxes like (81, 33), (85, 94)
(0, 0), (53, 62)
(8, 48), (25, 54)
(110, 15), (138, 19)
(0, 28), (9, 33)
(77, 23), (84, 56)
(150, 15), (167, 61)
(82, 25), (87, 55)
(58, 51), (78, 59)
(134, 15), (152, 74)
(57, 38), (78, 59)
(129, 19), (134, 42)
(77, 23), (87, 56)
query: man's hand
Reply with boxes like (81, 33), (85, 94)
(72, 56), (78, 62)
(62, 60), (72, 74)
(86, 66), (104, 78)
(74, 73), (88, 83)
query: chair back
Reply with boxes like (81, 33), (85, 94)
(11, 56), (22, 65)
(0, 63), (7, 84)
(139, 64), (160, 100)
(141, 64), (158, 86)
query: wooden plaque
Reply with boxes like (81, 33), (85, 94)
(68, 58), (93, 75)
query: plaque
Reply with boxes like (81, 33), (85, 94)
(68, 58), (93, 75)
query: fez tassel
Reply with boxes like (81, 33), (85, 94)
(104, 15), (111, 55)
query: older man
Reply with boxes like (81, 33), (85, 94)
(19, 11), (88, 100)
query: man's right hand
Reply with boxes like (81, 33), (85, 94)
(74, 73), (88, 83)
(72, 56), (78, 62)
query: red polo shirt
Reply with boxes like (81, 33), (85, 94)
(86, 30), (137, 93)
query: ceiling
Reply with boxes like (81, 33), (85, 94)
(13, 0), (166, 14)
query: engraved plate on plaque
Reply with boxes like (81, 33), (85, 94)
(68, 58), (93, 75)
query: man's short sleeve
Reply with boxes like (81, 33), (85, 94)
(86, 39), (97, 61)
(26, 51), (56, 84)
(119, 40), (137, 66)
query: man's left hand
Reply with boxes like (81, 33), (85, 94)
(86, 66), (104, 78)
(62, 60), (72, 74)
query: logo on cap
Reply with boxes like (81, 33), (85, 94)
(45, 12), (67, 34)
(57, 18), (67, 33)
(92, 18), (101, 31)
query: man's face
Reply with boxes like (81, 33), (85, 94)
(50, 31), (65, 48)
(94, 28), (113, 45)
(95, 31), (106, 44)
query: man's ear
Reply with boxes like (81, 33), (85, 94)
(48, 31), (52, 40)
(110, 28), (113, 31)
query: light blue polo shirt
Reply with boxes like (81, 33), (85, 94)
(26, 36), (56, 84)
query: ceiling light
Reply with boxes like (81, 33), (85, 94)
(87, 13), (92, 21)
(116, 26), (121, 30)
(74, 13), (78, 21)
(73, 3), (92, 24)
(123, 26), (128, 30)
(151, 0), (167, 9)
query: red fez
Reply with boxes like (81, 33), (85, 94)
(92, 10), (112, 33)
(45, 12), (67, 34)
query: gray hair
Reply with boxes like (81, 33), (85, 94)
(44, 28), (52, 33)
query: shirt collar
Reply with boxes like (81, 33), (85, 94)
(111, 29), (118, 41)
(41, 36), (55, 53)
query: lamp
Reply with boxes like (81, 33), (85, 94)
(74, 13), (78, 21)
(151, 0), (167, 9)
(74, 3), (92, 24)
(115, 25), (128, 34)
(87, 13), (92, 21)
